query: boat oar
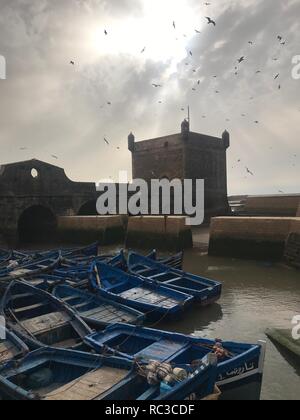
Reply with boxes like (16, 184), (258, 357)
(94, 265), (102, 288)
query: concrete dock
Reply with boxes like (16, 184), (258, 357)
(266, 329), (300, 360)
(209, 216), (300, 261)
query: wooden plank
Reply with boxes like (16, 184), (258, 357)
(22, 312), (70, 335)
(44, 367), (128, 400)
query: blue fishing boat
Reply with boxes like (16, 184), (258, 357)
(89, 262), (194, 321)
(0, 252), (61, 289)
(0, 347), (217, 400)
(128, 252), (222, 305)
(148, 250), (184, 270)
(0, 327), (29, 364)
(50, 253), (125, 290)
(0, 347), (133, 400)
(53, 285), (145, 327)
(85, 323), (267, 401)
(14, 242), (99, 260)
(0, 281), (92, 350)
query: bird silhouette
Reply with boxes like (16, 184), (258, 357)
(205, 17), (216, 26)
(152, 84), (162, 88)
(70, 61), (75, 65)
(246, 167), (254, 176)
(104, 138), (110, 145)
(238, 56), (245, 63)
(104, 30), (108, 36)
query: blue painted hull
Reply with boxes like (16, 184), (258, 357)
(0, 281), (92, 350)
(89, 262), (194, 321)
(128, 252), (222, 305)
(85, 323), (266, 400)
(53, 285), (145, 327)
(0, 347), (217, 400)
(0, 328), (29, 364)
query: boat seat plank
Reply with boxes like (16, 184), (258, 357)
(136, 339), (187, 361)
(10, 269), (31, 276)
(14, 302), (47, 314)
(44, 367), (128, 400)
(119, 287), (179, 308)
(21, 312), (70, 335)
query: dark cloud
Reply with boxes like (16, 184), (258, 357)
(0, 0), (299, 194)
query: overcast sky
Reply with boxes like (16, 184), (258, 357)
(0, 0), (299, 195)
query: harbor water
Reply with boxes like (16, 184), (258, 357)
(156, 250), (300, 401)
(3, 242), (300, 400)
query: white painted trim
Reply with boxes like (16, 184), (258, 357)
(217, 368), (260, 386)
(258, 340), (267, 374)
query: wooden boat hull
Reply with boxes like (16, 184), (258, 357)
(0, 328), (29, 364)
(0, 347), (217, 401)
(85, 323), (266, 401)
(0, 253), (61, 289)
(53, 285), (145, 327)
(0, 347), (134, 400)
(89, 263), (194, 321)
(0, 281), (92, 350)
(128, 252), (222, 305)
(148, 250), (184, 270)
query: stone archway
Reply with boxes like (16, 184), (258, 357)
(18, 205), (57, 244)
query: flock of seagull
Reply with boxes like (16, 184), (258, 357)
(18, 3), (297, 193)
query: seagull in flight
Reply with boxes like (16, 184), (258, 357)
(205, 17), (216, 26)
(104, 137), (110, 145)
(246, 167), (254, 176)
(238, 56), (245, 63)
(152, 83), (162, 88)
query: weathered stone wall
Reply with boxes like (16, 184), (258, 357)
(184, 133), (229, 217)
(131, 134), (184, 181)
(0, 159), (97, 245)
(126, 216), (193, 251)
(57, 216), (125, 245)
(244, 195), (300, 217)
(209, 216), (299, 260)
(130, 130), (230, 219)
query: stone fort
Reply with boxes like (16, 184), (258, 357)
(0, 120), (230, 245)
(128, 119), (230, 218)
